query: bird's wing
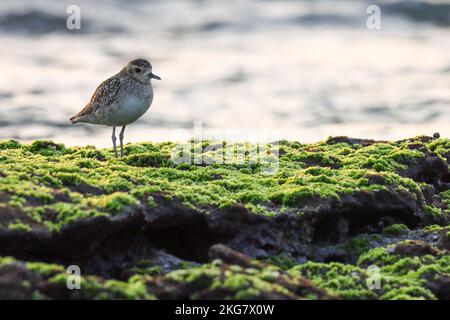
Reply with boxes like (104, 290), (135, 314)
(74, 76), (123, 118)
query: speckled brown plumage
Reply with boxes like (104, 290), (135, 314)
(70, 77), (123, 123)
(129, 58), (152, 69)
(70, 58), (161, 158)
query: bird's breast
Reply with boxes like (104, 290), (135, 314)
(111, 89), (153, 125)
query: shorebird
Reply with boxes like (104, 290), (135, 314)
(70, 59), (161, 158)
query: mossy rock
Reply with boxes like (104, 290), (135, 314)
(0, 255), (331, 300)
(290, 242), (450, 300)
(0, 136), (449, 300)
(0, 137), (448, 232)
(382, 224), (409, 236)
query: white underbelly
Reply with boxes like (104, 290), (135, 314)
(109, 96), (151, 126)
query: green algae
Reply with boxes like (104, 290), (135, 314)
(423, 224), (446, 233)
(0, 139), (21, 150)
(9, 195), (26, 208)
(0, 235), (449, 300)
(0, 256), (154, 300)
(165, 259), (320, 299)
(8, 219), (31, 232)
(0, 256), (326, 300)
(89, 192), (139, 214)
(27, 140), (68, 157)
(289, 244), (449, 300)
(424, 205), (443, 217)
(339, 235), (380, 256)
(442, 190), (450, 214)
(264, 253), (297, 270)
(289, 261), (378, 299)
(427, 138), (450, 161)
(26, 261), (65, 278)
(49, 273), (155, 300)
(0, 137), (448, 232)
(382, 224), (409, 236)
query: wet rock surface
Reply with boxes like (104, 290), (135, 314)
(0, 136), (449, 299)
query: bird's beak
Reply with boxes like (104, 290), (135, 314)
(149, 73), (161, 80)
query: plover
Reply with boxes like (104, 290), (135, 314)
(70, 59), (161, 158)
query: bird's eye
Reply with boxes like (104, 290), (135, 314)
(135, 67), (141, 73)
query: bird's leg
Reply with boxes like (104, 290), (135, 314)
(112, 126), (118, 159)
(119, 126), (126, 158)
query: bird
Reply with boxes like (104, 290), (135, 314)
(70, 59), (161, 158)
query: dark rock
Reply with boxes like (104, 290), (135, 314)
(436, 230), (450, 251)
(70, 182), (104, 196)
(403, 150), (450, 190)
(393, 240), (441, 257)
(424, 274), (450, 300)
(0, 182), (441, 278)
(209, 244), (255, 268)
(326, 136), (378, 146)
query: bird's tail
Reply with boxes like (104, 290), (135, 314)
(69, 116), (78, 124)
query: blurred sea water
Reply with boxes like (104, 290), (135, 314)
(0, 0), (449, 146)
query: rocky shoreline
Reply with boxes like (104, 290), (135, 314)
(0, 136), (449, 299)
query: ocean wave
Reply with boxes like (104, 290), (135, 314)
(293, 13), (361, 27)
(383, 1), (450, 26)
(0, 9), (125, 35)
(0, 10), (82, 35)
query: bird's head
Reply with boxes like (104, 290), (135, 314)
(123, 59), (161, 83)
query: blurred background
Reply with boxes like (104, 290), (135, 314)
(0, 0), (449, 146)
